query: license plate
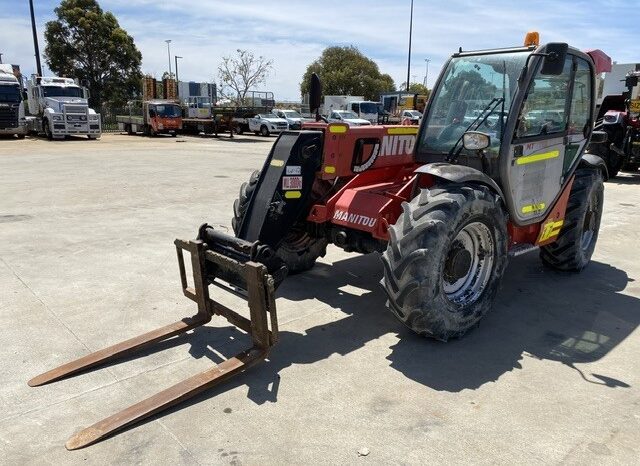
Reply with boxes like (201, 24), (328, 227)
(630, 99), (640, 113)
(282, 176), (302, 190)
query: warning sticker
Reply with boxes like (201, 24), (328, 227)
(282, 176), (303, 190)
(286, 165), (302, 175)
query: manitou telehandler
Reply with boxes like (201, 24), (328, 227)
(30, 33), (610, 449)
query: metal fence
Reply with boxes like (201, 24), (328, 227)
(100, 106), (127, 133)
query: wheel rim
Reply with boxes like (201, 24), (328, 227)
(581, 189), (599, 251)
(261, 127), (268, 136)
(442, 222), (495, 307)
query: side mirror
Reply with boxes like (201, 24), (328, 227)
(22, 90), (28, 100)
(84, 88), (90, 99)
(541, 43), (568, 76)
(463, 131), (490, 151)
(309, 73), (322, 119)
(590, 130), (608, 144)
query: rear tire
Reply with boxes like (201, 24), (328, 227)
(540, 168), (604, 271)
(232, 170), (327, 274)
(381, 184), (508, 341)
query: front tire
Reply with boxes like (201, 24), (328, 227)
(260, 125), (270, 137)
(43, 119), (53, 140)
(540, 168), (604, 271)
(232, 170), (327, 274)
(381, 184), (508, 341)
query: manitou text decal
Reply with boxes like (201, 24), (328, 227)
(353, 135), (416, 173)
(333, 210), (376, 227)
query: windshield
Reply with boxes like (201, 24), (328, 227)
(42, 85), (84, 98)
(336, 110), (358, 119)
(281, 110), (301, 118)
(259, 114), (276, 119)
(154, 104), (182, 117)
(359, 102), (378, 114)
(0, 84), (21, 103)
(420, 51), (529, 156)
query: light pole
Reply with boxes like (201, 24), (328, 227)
(174, 55), (182, 98)
(423, 58), (431, 87)
(406, 0), (414, 92)
(165, 39), (172, 77)
(174, 56), (182, 83)
(29, 0), (43, 76)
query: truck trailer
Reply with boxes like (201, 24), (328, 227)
(0, 64), (26, 138)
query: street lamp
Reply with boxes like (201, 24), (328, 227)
(175, 55), (183, 98)
(423, 58), (431, 87)
(406, 0), (414, 92)
(174, 56), (182, 83)
(165, 39), (172, 77)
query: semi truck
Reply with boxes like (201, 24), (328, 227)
(117, 100), (182, 136)
(26, 75), (101, 139)
(0, 64), (26, 138)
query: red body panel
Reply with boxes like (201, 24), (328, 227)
(151, 116), (182, 132)
(303, 122), (571, 249)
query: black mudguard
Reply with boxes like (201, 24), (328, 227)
(579, 152), (609, 180)
(415, 162), (505, 200)
(237, 130), (323, 249)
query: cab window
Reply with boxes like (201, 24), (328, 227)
(568, 58), (591, 136)
(515, 57), (572, 139)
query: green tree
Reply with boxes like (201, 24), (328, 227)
(44, 0), (142, 108)
(300, 46), (396, 100)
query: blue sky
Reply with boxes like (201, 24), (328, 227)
(0, 0), (637, 101)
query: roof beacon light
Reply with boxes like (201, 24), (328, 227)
(524, 31), (540, 47)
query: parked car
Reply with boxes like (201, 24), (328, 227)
(401, 109), (422, 124)
(271, 109), (309, 130)
(327, 110), (371, 126)
(248, 114), (288, 136)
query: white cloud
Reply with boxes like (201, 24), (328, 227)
(0, 0), (637, 101)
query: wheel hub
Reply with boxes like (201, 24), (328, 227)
(444, 244), (472, 282)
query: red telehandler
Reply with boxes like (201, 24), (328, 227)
(30, 33), (610, 449)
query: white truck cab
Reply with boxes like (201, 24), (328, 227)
(0, 64), (26, 138)
(26, 75), (101, 139)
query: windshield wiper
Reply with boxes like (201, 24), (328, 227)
(446, 97), (504, 162)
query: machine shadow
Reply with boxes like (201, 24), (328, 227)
(184, 250), (638, 397)
(111, 250), (638, 439)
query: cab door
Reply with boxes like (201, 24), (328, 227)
(506, 55), (591, 225)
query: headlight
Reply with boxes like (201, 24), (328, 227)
(90, 115), (99, 120)
(53, 115), (63, 121)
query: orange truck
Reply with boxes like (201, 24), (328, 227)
(116, 99), (182, 136)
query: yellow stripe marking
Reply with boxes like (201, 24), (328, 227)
(270, 159), (285, 167)
(329, 125), (348, 133)
(522, 203), (546, 214)
(324, 165), (336, 174)
(284, 190), (301, 199)
(387, 127), (418, 135)
(516, 149), (560, 165)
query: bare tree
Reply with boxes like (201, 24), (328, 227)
(217, 49), (273, 104)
